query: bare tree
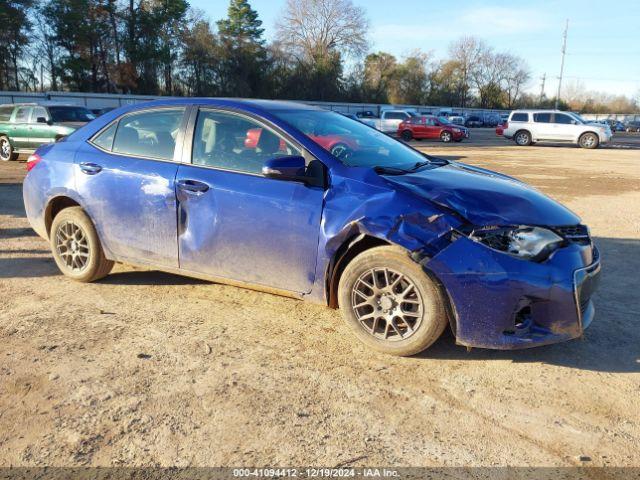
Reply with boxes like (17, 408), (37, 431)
(501, 54), (530, 108)
(275, 0), (369, 62)
(448, 36), (485, 108)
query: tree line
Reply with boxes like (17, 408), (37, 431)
(1, 0), (638, 112)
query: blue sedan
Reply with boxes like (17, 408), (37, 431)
(23, 99), (600, 355)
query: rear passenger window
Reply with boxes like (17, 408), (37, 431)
(0, 106), (13, 122)
(112, 108), (184, 160)
(385, 112), (407, 120)
(91, 122), (117, 151)
(533, 113), (552, 123)
(511, 113), (528, 122)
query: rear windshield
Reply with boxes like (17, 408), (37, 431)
(48, 106), (96, 123)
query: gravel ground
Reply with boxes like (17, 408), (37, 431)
(0, 130), (639, 467)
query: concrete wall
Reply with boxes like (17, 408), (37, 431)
(1, 90), (638, 121)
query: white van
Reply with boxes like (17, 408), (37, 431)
(503, 110), (612, 149)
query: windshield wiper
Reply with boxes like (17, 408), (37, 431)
(373, 165), (410, 175)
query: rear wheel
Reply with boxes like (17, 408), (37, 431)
(514, 130), (532, 146)
(578, 132), (599, 149)
(0, 135), (15, 161)
(338, 246), (447, 356)
(401, 130), (413, 141)
(50, 206), (114, 282)
(440, 131), (452, 143)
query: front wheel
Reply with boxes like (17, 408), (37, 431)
(401, 130), (413, 141)
(338, 246), (448, 356)
(50, 206), (114, 282)
(579, 132), (599, 149)
(0, 135), (15, 161)
(440, 131), (452, 143)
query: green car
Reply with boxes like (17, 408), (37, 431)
(0, 103), (96, 161)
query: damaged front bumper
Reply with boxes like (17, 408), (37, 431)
(425, 236), (601, 350)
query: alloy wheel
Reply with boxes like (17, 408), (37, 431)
(351, 267), (423, 342)
(55, 221), (90, 272)
(515, 132), (529, 145)
(0, 139), (10, 161)
(581, 134), (596, 148)
(441, 132), (452, 142)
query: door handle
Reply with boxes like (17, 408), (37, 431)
(177, 179), (209, 193)
(79, 162), (102, 175)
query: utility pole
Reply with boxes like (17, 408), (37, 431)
(555, 19), (569, 110)
(539, 73), (546, 104)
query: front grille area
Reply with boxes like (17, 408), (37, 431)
(554, 224), (591, 245)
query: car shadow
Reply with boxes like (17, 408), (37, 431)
(100, 270), (209, 286)
(0, 227), (38, 239)
(416, 236), (640, 373)
(0, 256), (59, 278)
(0, 183), (26, 218)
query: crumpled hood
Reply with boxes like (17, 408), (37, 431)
(384, 162), (580, 226)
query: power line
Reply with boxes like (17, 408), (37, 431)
(555, 19), (569, 109)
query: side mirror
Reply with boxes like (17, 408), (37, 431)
(36, 117), (48, 124)
(262, 156), (307, 182)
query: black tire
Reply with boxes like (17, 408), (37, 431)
(0, 135), (15, 161)
(401, 130), (413, 141)
(50, 206), (114, 282)
(440, 131), (452, 143)
(338, 246), (448, 356)
(514, 130), (532, 146)
(578, 132), (599, 149)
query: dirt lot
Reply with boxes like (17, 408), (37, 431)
(1, 130), (639, 467)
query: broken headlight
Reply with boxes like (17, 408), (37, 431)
(470, 226), (564, 261)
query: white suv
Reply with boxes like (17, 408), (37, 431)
(503, 110), (612, 149)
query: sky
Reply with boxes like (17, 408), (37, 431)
(191, 0), (640, 98)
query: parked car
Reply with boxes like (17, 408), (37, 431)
(502, 110), (612, 148)
(495, 123), (505, 136)
(596, 119), (625, 132)
(339, 112), (359, 121)
(360, 109), (415, 134)
(448, 115), (465, 126)
(483, 114), (502, 127)
(23, 99), (600, 356)
(465, 115), (484, 128)
(0, 102), (96, 161)
(91, 107), (115, 117)
(398, 115), (469, 142)
(355, 110), (376, 119)
(625, 120), (640, 132)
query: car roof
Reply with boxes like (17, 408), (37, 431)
(124, 98), (322, 113)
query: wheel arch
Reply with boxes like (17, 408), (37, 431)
(326, 234), (391, 308)
(44, 195), (82, 238)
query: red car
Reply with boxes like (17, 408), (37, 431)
(496, 122), (506, 136)
(245, 128), (356, 158)
(398, 116), (469, 143)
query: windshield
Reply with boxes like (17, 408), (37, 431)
(49, 106), (96, 123)
(274, 110), (432, 169)
(438, 116), (451, 124)
(567, 112), (586, 124)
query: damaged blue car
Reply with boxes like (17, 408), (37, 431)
(23, 99), (601, 356)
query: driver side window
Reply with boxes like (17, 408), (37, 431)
(192, 110), (301, 175)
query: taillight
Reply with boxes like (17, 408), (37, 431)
(26, 153), (42, 172)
